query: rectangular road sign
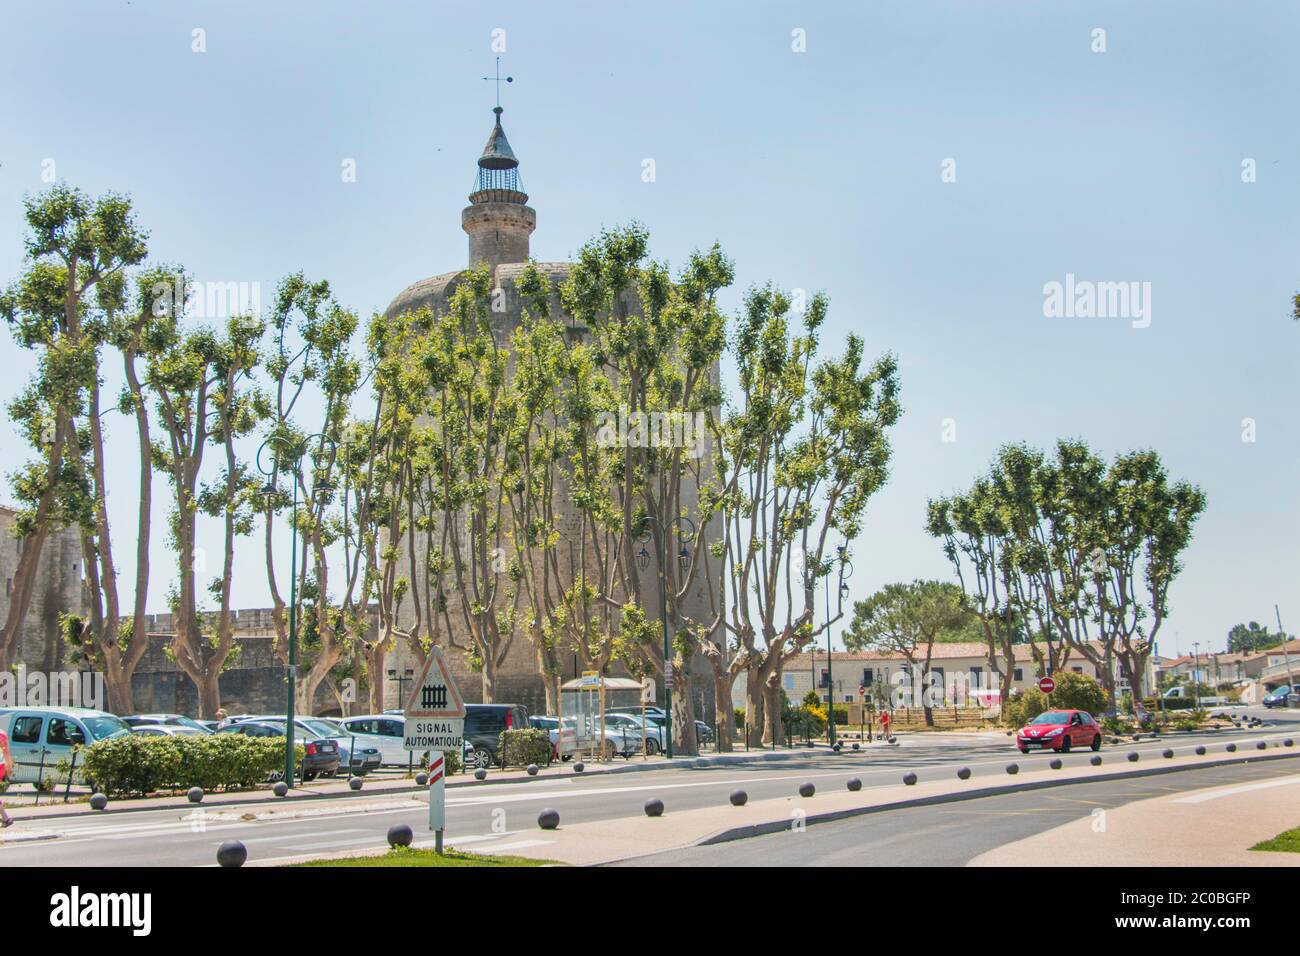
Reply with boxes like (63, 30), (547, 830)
(403, 717), (464, 752)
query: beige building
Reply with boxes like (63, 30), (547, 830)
(0, 504), (85, 672)
(739, 640), (1153, 712)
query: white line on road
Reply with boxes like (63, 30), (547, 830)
(1171, 773), (1300, 804)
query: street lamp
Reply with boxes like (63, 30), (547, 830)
(821, 547), (853, 747)
(635, 513), (695, 759)
(257, 432), (337, 788)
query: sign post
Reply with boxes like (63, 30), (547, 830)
(641, 677), (655, 760)
(403, 646), (466, 853)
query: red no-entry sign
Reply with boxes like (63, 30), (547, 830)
(1038, 676), (1056, 694)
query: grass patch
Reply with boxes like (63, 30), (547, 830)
(1249, 827), (1300, 854)
(291, 847), (555, 867)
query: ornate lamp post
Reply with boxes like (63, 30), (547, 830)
(823, 547), (853, 747)
(257, 433), (336, 788)
(636, 513), (695, 759)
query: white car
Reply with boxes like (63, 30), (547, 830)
(337, 714), (415, 766)
(603, 712), (662, 755)
(0, 707), (132, 784)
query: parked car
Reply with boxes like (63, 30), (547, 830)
(338, 714), (417, 766)
(603, 712), (659, 755)
(695, 720), (715, 745)
(250, 717), (382, 776)
(1016, 709), (1103, 753)
(1262, 685), (1297, 709)
(0, 707), (133, 784)
(123, 713), (214, 734)
(463, 703), (531, 769)
(1162, 686), (1230, 707)
(215, 720), (339, 781)
(130, 725), (207, 737)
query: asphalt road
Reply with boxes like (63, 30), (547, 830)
(1, 706), (1293, 866)
(611, 759), (1300, 866)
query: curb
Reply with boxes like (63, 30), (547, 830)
(695, 748), (1300, 846)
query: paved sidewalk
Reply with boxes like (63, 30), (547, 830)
(247, 744), (1300, 867)
(968, 770), (1300, 867)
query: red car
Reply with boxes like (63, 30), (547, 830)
(1016, 709), (1102, 753)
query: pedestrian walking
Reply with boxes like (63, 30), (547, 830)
(0, 724), (15, 828)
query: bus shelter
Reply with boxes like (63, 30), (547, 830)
(559, 674), (646, 762)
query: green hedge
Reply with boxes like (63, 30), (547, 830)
(497, 729), (552, 768)
(75, 734), (302, 798)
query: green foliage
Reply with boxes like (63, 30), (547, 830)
(1227, 621), (1286, 654)
(75, 734), (301, 798)
(497, 728), (552, 768)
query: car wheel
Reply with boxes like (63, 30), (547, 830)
(470, 747), (493, 770)
(645, 738), (660, 756)
(1091, 734), (1102, 752)
(1059, 735), (1071, 753)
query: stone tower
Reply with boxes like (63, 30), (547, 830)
(384, 106), (721, 722)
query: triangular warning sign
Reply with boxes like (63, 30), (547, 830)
(404, 645), (466, 718)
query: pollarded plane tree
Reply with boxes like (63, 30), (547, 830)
(0, 185), (146, 672)
(708, 286), (901, 747)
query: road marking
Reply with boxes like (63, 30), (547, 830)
(1171, 774), (1300, 804)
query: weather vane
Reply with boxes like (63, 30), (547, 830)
(481, 56), (513, 109)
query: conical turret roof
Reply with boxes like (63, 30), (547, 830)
(478, 107), (518, 170)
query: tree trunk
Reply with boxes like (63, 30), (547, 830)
(713, 671), (735, 751)
(481, 652), (497, 704)
(745, 666), (766, 747)
(762, 680), (784, 747)
(671, 658), (698, 756)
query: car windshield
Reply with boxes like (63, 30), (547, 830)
(1030, 711), (1071, 725)
(304, 720), (346, 738)
(84, 715), (132, 740)
(170, 716), (210, 733)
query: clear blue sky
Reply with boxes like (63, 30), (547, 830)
(1, 1), (1297, 656)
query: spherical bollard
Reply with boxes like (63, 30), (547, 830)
(574, 761), (585, 773)
(1256, 741), (1268, 751)
(798, 782), (815, 798)
(1285, 739), (1294, 748)
(349, 777), (363, 791)
(216, 840), (247, 868)
(1195, 746), (1206, 755)
(1162, 749), (1174, 759)
(537, 808), (560, 830)
(1005, 730), (1013, 736)
(644, 798), (665, 817)
(902, 772), (917, 786)
(1005, 763), (1019, 775)
(89, 793), (108, 811)
(474, 768), (488, 781)
(832, 742), (842, 752)
(729, 789), (748, 806)
(273, 782), (289, 798)
(1090, 755), (1102, 766)
(887, 735), (897, 744)
(415, 772), (429, 786)
(527, 764), (539, 776)
(187, 786), (204, 804)
(1109, 737), (1120, 745)
(957, 767), (971, 780)
(1049, 758), (1062, 770)
(852, 743), (860, 751)
(1127, 752), (1139, 762)
(846, 777), (863, 792)
(387, 824), (413, 848)
(1132, 734), (1141, 742)
(1226, 743), (1237, 753)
